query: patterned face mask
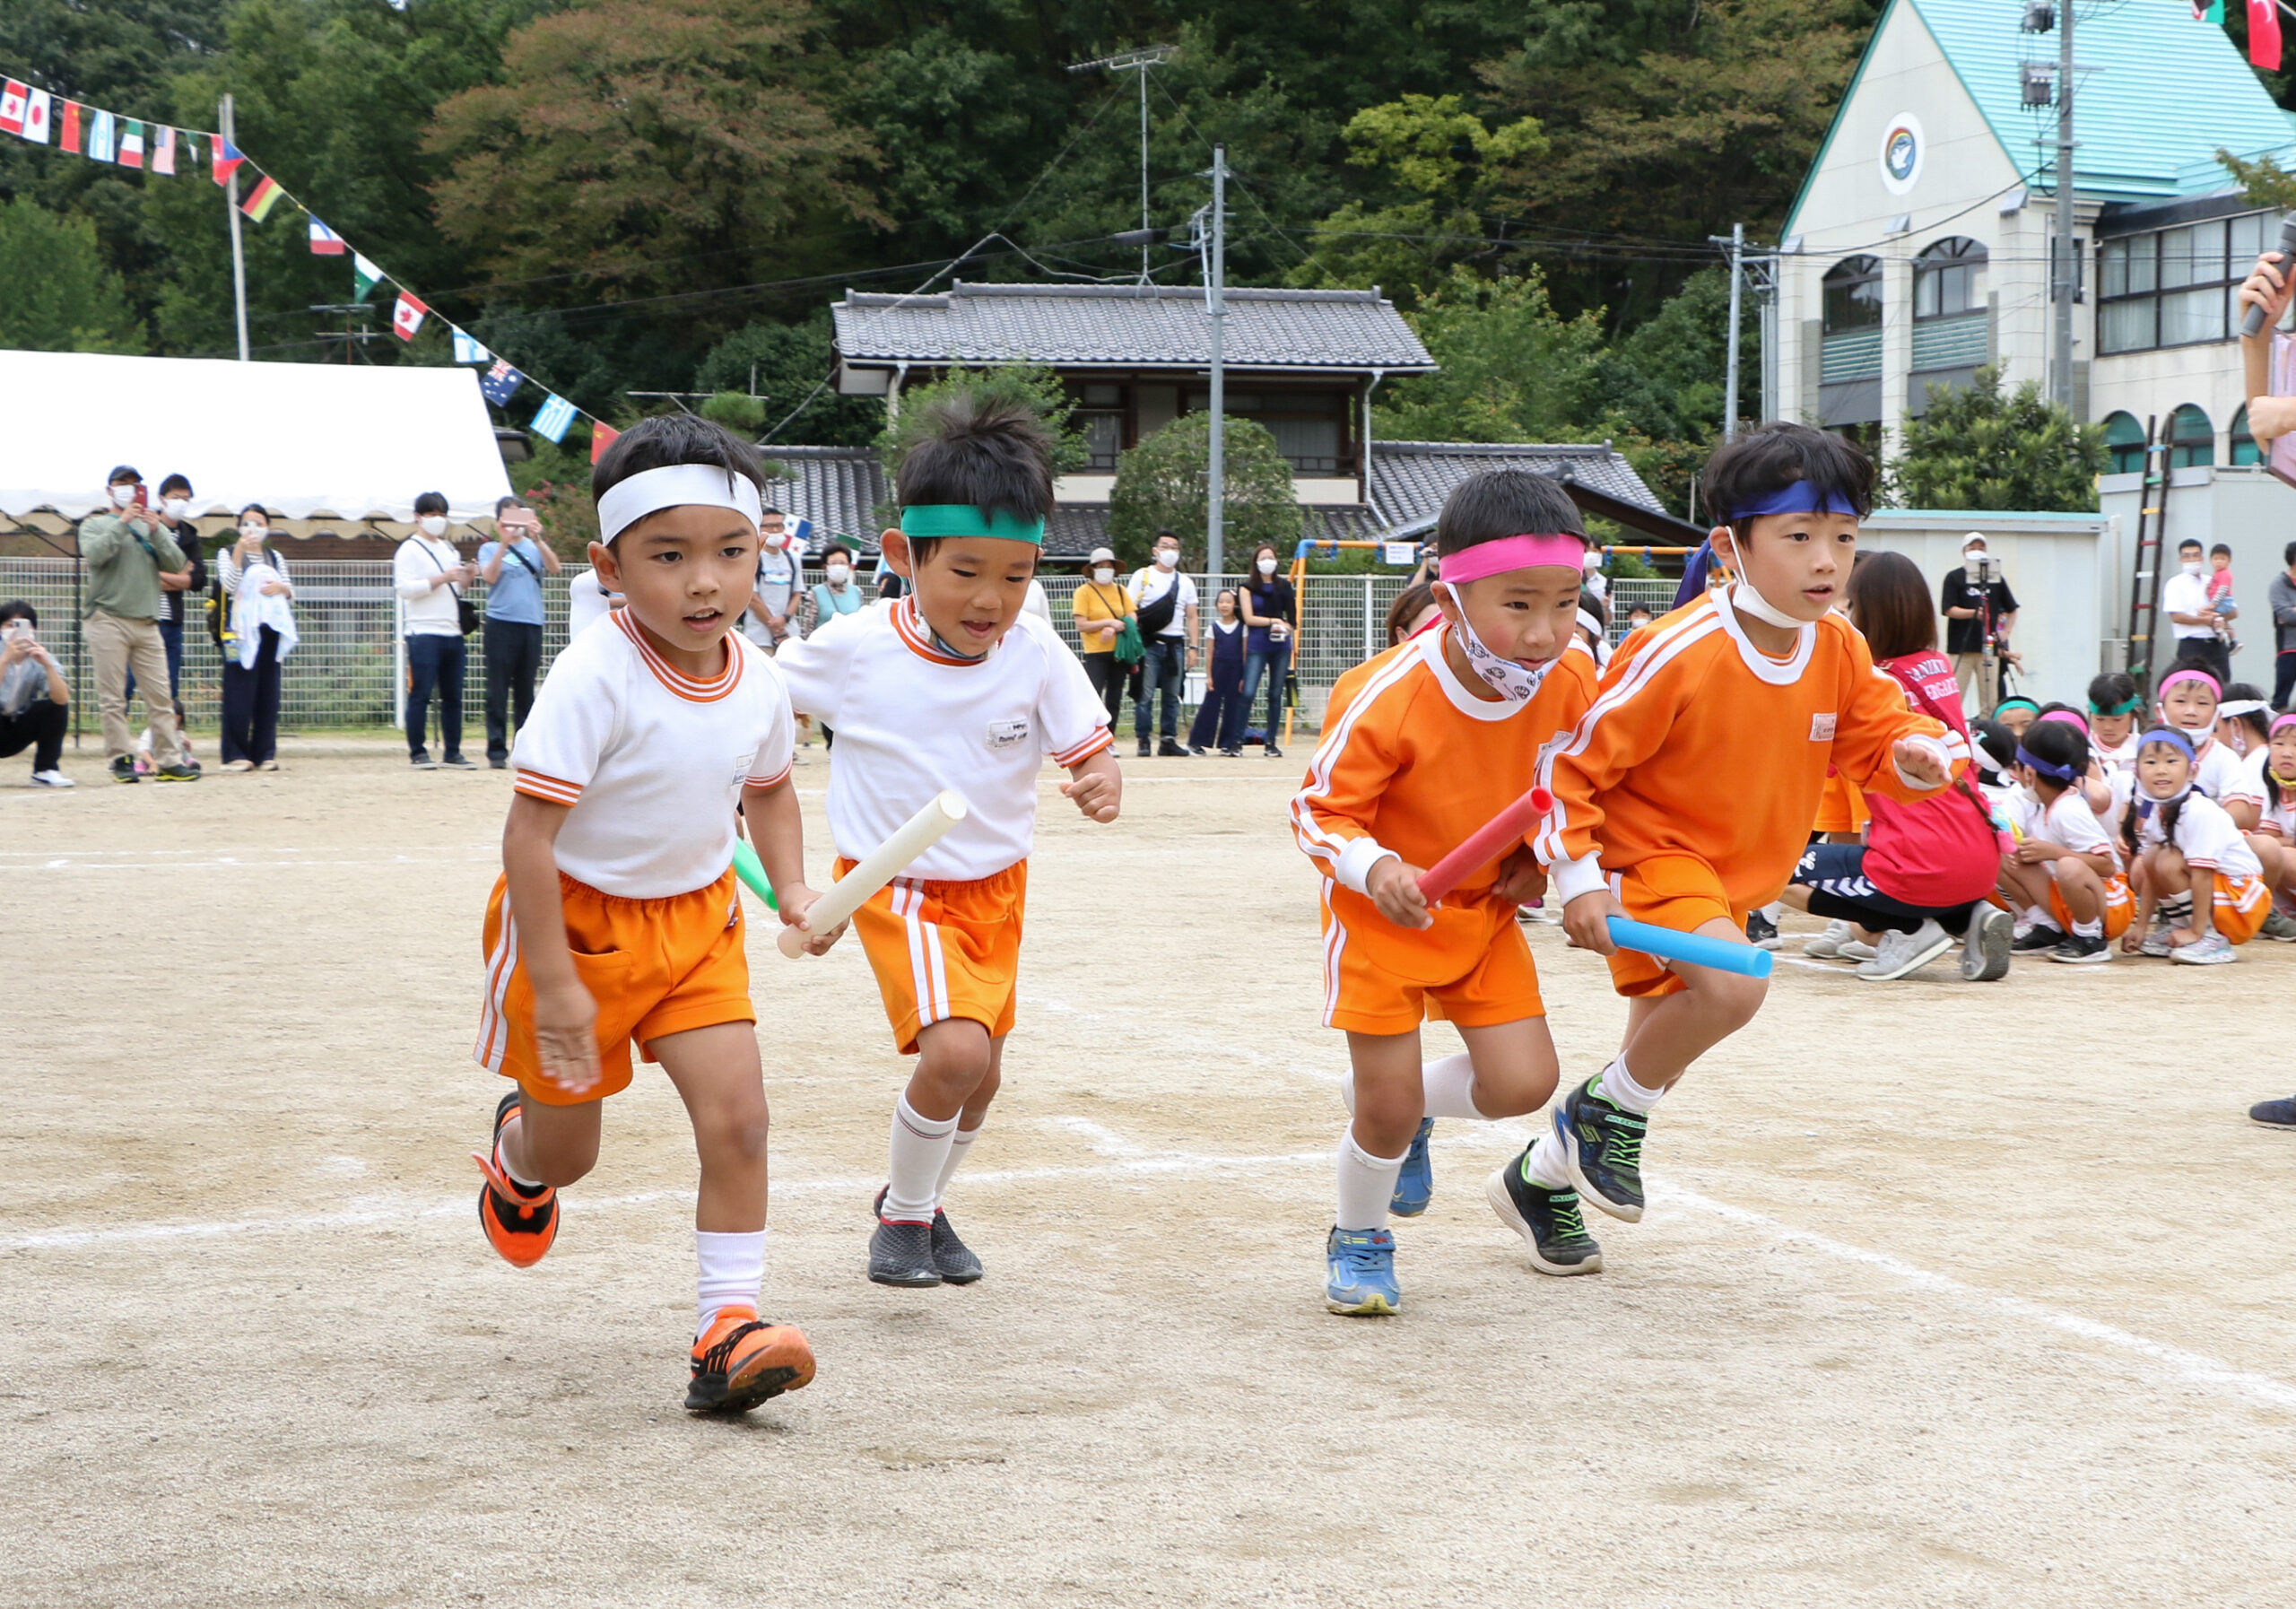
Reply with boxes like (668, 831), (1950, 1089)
(1440, 582), (1553, 704)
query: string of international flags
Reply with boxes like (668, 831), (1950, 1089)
(0, 72), (619, 463)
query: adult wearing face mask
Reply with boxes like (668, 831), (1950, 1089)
(1070, 544), (1136, 721)
(477, 495), (560, 770)
(810, 540), (866, 633)
(78, 465), (196, 783)
(217, 506), (296, 771)
(393, 491), (477, 770)
(1127, 531), (1200, 758)
(140, 473), (205, 718)
(1940, 532), (2019, 715)
(2161, 536), (2231, 685)
(1239, 541), (1297, 760)
(743, 507), (798, 652)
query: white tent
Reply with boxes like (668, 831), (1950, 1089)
(0, 349), (516, 524)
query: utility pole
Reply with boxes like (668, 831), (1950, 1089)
(2052, 1), (2076, 410)
(1711, 222), (1745, 443)
(1066, 46), (1175, 283)
(221, 94), (248, 362)
(1205, 145), (1228, 579)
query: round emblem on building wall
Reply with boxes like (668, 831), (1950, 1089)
(1877, 112), (1924, 196)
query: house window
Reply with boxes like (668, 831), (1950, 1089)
(2231, 404), (2264, 466)
(2099, 212), (2269, 354)
(1076, 412), (1123, 470)
(1822, 256), (1883, 333)
(2102, 411), (2146, 475)
(1180, 388), (1349, 474)
(1914, 237), (1986, 318)
(2166, 404), (2213, 469)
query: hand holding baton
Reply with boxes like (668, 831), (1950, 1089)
(777, 790), (970, 959)
(1416, 786), (1553, 904)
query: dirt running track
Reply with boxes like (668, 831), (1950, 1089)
(4, 743), (2294, 1606)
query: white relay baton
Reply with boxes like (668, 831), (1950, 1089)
(776, 789), (970, 958)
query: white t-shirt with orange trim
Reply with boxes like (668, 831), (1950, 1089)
(512, 610), (796, 900)
(775, 596), (1112, 883)
(2135, 789), (2264, 879)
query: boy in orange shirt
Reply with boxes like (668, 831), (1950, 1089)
(1293, 471), (1602, 1316)
(1528, 424), (1959, 1231)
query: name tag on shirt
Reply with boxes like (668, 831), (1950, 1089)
(732, 749), (757, 785)
(986, 718), (1031, 752)
(1809, 713), (1837, 742)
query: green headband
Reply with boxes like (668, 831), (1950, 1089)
(1995, 697), (2041, 716)
(899, 504), (1045, 545)
(2090, 695), (2143, 717)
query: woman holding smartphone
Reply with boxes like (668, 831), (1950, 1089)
(218, 506), (296, 771)
(1239, 541), (1296, 759)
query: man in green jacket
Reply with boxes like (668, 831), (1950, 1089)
(80, 464), (197, 782)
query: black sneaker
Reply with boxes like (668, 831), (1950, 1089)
(867, 1205), (942, 1287)
(1265, 743), (1283, 759)
(441, 754), (477, 770)
(2048, 932), (2111, 965)
(874, 1187), (980, 1283)
(488, 756), (509, 770)
(2011, 923), (2066, 953)
(109, 754), (139, 784)
(1135, 740), (1151, 758)
(1485, 1155), (1603, 1275)
(1552, 1076), (1647, 1223)
(2249, 1097), (2296, 1129)
(1157, 739), (1187, 757)
(411, 752), (438, 770)
(1746, 910), (1781, 950)
(154, 761), (200, 782)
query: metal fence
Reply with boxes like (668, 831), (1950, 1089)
(0, 557), (1682, 741)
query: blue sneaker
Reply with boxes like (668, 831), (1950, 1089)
(1324, 1226), (1400, 1315)
(1389, 1118), (1435, 1217)
(1553, 1075), (1647, 1223)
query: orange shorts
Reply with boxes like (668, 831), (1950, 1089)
(846, 857), (1026, 1054)
(1813, 770), (1869, 835)
(474, 867), (753, 1105)
(1320, 895), (1544, 1034)
(1605, 853), (1750, 999)
(2209, 872), (2270, 944)
(2048, 872), (2134, 941)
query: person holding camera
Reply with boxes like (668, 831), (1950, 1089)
(0, 601), (73, 787)
(477, 495), (561, 770)
(218, 506), (296, 771)
(394, 491), (477, 770)
(1941, 533), (2018, 715)
(79, 465), (196, 783)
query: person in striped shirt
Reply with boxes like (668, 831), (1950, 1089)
(1527, 424), (1959, 1242)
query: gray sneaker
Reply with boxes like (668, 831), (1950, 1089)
(411, 752), (439, 770)
(867, 1209), (942, 1287)
(2170, 931), (2237, 965)
(1804, 918), (1855, 958)
(1961, 906), (2013, 981)
(2260, 909), (2296, 943)
(1856, 920), (1952, 981)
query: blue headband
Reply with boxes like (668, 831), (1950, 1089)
(2138, 726), (2196, 763)
(2014, 744), (2079, 783)
(1725, 482), (1860, 523)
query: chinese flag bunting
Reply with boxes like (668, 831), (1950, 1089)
(2253, 0), (2284, 69)
(393, 291), (430, 342)
(590, 422), (620, 465)
(58, 100), (80, 154)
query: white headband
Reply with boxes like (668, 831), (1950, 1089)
(2219, 699), (2270, 718)
(595, 463), (763, 544)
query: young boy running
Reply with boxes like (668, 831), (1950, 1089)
(1292, 471), (1603, 1316)
(1527, 424), (1959, 1232)
(470, 415), (835, 1415)
(775, 395), (1122, 1288)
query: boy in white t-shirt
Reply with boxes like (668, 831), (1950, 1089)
(1998, 718), (2127, 963)
(469, 416), (837, 1416)
(776, 394), (1122, 1289)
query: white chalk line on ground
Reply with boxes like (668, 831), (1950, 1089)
(7, 1119), (2292, 1414)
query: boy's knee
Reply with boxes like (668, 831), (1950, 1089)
(1704, 972), (1768, 1029)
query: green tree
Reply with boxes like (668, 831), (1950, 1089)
(693, 310), (882, 446)
(869, 364), (1083, 526)
(2221, 149), (2296, 210)
(0, 197), (143, 351)
(1373, 267), (1610, 441)
(1108, 412), (1301, 571)
(1884, 367), (2106, 513)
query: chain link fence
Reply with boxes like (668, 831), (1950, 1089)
(1, 557), (1684, 744)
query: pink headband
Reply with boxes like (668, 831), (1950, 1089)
(2157, 667), (2222, 702)
(1439, 532), (1589, 587)
(2274, 713), (2296, 736)
(2037, 709), (2089, 734)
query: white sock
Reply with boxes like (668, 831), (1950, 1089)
(933, 1125), (979, 1209)
(2022, 904), (2053, 930)
(495, 1116), (544, 1191)
(1335, 1131), (1406, 1231)
(1593, 1055), (1665, 1116)
(884, 1096), (957, 1223)
(1421, 1053), (1485, 1120)
(1761, 901), (1782, 921)
(695, 1228), (766, 1335)
(2073, 917), (2102, 938)
(1523, 1126), (1572, 1190)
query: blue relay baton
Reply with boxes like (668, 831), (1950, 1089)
(1606, 916), (1774, 979)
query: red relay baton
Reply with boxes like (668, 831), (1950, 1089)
(1415, 786), (1554, 904)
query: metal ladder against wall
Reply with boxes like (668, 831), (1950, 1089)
(2123, 414), (2176, 696)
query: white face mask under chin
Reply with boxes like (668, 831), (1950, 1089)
(1728, 577), (1808, 631)
(1439, 582), (1552, 704)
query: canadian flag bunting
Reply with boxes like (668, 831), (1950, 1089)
(22, 89), (49, 144)
(0, 80), (25, 137)
(393, 291), (429, 342)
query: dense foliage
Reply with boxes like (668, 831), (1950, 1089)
(1107, 411), (1301, 570)
(1884, 368), (2108, 514)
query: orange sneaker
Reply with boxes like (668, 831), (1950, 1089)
(473, 1090), (557, 1268)
(685, 1307), (816, 1413)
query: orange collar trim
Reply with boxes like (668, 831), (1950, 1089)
(893, 597), (987, 668)
(613, 609), (742, 702)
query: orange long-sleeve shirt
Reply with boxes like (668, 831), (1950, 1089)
(1293, 627), (1596, 980)
(1536, 591), (1963, 911)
